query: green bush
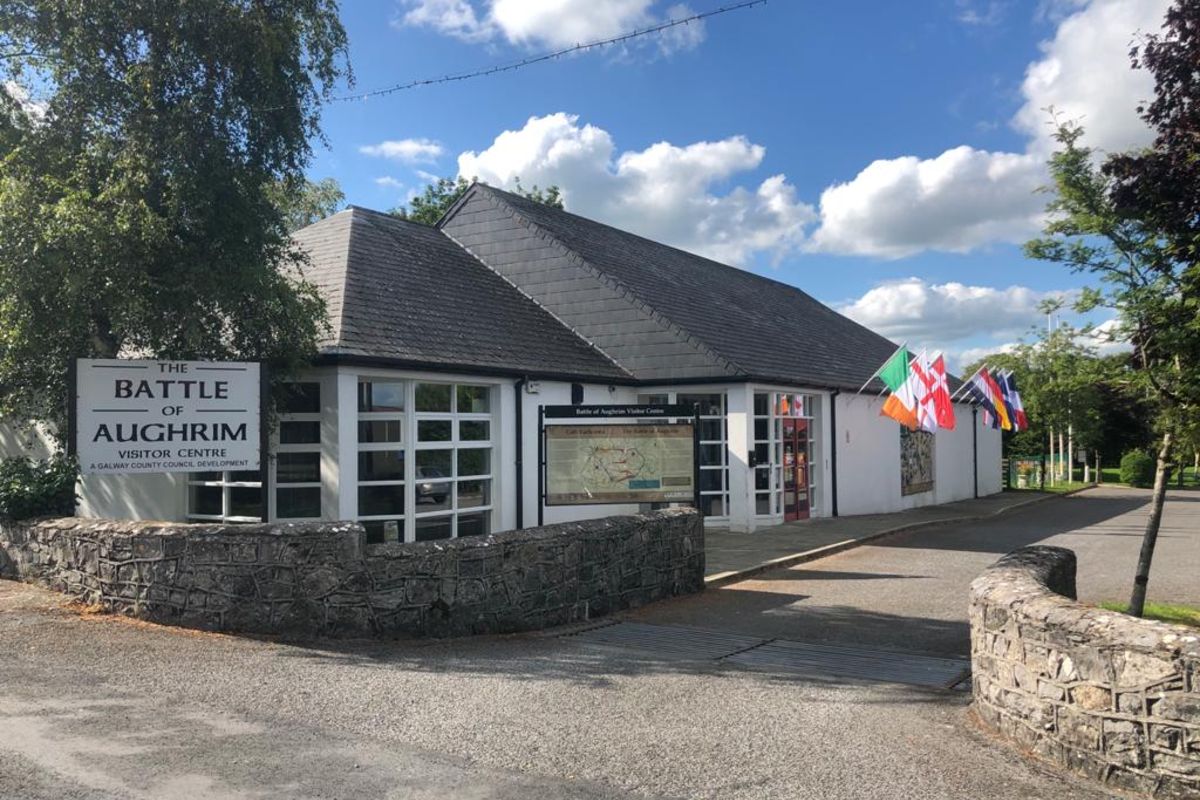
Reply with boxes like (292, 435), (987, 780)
(1119, 450), (1156, 488)
(0, 456), (77, 520)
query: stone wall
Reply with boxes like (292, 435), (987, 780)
(970, 546), (1200, 798)
(0, 509), (704, 638)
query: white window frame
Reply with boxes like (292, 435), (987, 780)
(753, 390), (818, 519)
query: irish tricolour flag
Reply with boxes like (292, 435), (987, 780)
(877, 346), (921, 430)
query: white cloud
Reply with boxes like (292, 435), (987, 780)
(399, 0), (705, 54)
(3, 81), (46, 123)
(374, 176), (405, 189)
(838, 278), (1065, 344)
(809, 0), (1170, 259)
(809, 147), (1046, 259)
(456, 112), (814, 265)
(359, 138), (445, 164)
(957, 0), (1009, 26)
(1015, 0), (1164, 156)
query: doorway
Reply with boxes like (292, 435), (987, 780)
(782, 417), (810, 521)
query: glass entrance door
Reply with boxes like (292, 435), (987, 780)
(782, 418), (810, 521)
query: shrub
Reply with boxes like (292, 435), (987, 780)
(1119, 450), (1156, 488)
(0, 456), (77, 520)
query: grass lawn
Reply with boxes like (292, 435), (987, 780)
(1098, 600), (1200, 629)
(1096, 465), (1198, 488)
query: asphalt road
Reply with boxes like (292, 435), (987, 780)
(1, 486), (1191, 799)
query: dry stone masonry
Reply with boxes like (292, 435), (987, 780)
(970, 546), (1200, 798)
(0, 509), (703, 637)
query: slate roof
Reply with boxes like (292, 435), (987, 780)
(292, 207), (630, 381)
(448, 185), (903, 390)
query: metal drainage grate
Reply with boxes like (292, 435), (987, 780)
(557, 621), (970, 689)
(558, 621), (768, 661)
(722, 639), (970, 690)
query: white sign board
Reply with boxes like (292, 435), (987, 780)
(545, 423), (695, 505)
(76, 359), (260, 475)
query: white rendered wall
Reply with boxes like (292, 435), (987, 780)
(833, 394), (1003, 517)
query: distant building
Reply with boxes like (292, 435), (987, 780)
(3, 184), (1001, 536)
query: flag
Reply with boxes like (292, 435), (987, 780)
(966, 371), (1002, 429)
(979, 370), (1013, 431)
(930, 353), (956, 430)
(912, 351), (939, 433)
(1003, 372), (1029, 431)
(877, 347), (919, 429)
(993, 371), (1018, 431)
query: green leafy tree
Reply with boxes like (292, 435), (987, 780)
(1025, 110), (1198, 617)
(0, 1), (351, 439)
(270, 177), (346, 233)
(392, 176), (564, 226)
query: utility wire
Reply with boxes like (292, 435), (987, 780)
(331, 0), (767, 103)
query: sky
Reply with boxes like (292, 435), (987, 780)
(309, 0), (1171, 370)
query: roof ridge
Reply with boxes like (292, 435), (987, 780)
(474, 185), (746, 379)
(356, 205), (635, 381)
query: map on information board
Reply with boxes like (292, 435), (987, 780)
(545, 423), (695, 505)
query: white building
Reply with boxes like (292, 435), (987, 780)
(4, 184), (1001, 537)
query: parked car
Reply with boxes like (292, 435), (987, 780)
(416, 467), (449, 504)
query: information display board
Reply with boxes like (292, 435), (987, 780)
(74, 358), (261, 475)
(545, 423), (696, 505)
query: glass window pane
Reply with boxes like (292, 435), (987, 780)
(276, 452), (320, 484)
(699, 444), (724, 467)
(754, 419), (769, 441)
(637, 394), (669, 404)
(457, 448), (490, 477)
(358, 420), (402, 444)
(190, 485), (222, 516)
(359, 485), (404, 517)
(700, 495), (725, 517)
(459, 420), (490, 441)
(192, 471), (221, 482)
(414, 480), (452, 512)
(230, 470), (261, 483)
(359, 451), (405, 482)
(358, 382), (405, 413)
(678, 393), (723, 416)
(282, 382), (320, 414)
(280, 421), (320, 445)
(699, 419), (724, 442)
(755, 494), (772, 515)
(415, 383), (452, 412)
(415, 449), (452, 474)
(229, 487), (262, 518)
(277, 487), (321, 519)
(755, 468), (770, 491)
(753, 393), (769, 416)
(457, 480), (490, 509)
(415, 516), (452, 542)
(699, 470), (723, 492)
(456, 385), (490, 414)
(457, 513), (489, 538)
(754, 443), (769, 464)
(418, 420), (452, 442)
(363, 519), (402, 545)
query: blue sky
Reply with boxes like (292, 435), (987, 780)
(308, 0), (1168, 368)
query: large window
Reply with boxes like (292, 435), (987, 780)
(358, 379), (495, 544)
(638, 390), (728, 519)
(753, 391), (817, 517)
(187, 381), (323, 523)
(187, 470), (262, 523)
(275, 382), (322, 520)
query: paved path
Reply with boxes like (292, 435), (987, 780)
(1, 487), (1194, 800)
(704, 490), (1051, 579)
(651, 486), (1200, 656)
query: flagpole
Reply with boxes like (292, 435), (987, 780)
(855, 341), (907, 395)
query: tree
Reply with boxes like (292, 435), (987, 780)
(392, 176), (564, 226)
(0, 2), (351, 439)
(1025, 111), (1198, 617)
(270, 177), (346, 233)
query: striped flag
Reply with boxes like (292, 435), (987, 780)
(877, 347), (920, 430)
